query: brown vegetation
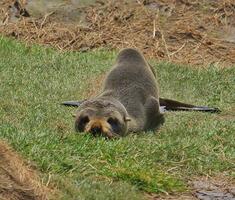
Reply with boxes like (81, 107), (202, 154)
(0, 0), (235, 67)
(0, 140), (51, 200)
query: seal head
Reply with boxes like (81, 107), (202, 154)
(75, 98), (130, 138)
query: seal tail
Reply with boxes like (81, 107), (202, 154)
(159, 98), (221, 113)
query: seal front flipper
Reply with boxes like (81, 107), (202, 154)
(61, 100), (86, 107)
(159, 98), (221, 113)
(61, 98), (221, 113)
(175, 106), (221, 113)
(144, 96), (165, 130)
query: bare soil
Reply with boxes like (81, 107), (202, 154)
(0, 140), (54, 200)
(1, 0), (235, 67)
(148, 176), (235, 200)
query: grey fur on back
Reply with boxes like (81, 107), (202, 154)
(100, 48), (164, 132)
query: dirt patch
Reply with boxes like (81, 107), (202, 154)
(0, 140), (53, 200)
(192, 176), (235, 200)
(147, 176), (235, 200)
(0, 0), (235, 67)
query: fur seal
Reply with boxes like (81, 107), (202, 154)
(73, 48), (165, 138)
(62, 48), (220, 138)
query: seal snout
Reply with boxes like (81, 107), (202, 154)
(85, 119), (112, 138)
(90, 125), (102, 136)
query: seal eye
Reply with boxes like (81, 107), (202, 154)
(75, 115), (90, 132)
(107, 118), (118, 126)
(80, 116), (89, 125)
(107, 118), (119, 133)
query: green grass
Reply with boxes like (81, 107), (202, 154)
(0, 36), (235, 200)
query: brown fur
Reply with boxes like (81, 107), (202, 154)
(85, 118), (112, 138)
(0, 140), (51, 200)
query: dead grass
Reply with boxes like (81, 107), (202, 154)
(0, 140), (53, 200)
(0, 0), (235, 66)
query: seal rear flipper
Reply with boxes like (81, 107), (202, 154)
(61, 100), (86, 107)
(159, 98), (221, 113)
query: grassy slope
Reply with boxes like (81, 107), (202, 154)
(0, 36), (234, 200)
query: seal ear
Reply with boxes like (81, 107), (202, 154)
(125, 117), (131, 122)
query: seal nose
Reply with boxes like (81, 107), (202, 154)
(90, 126), (102, 136)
